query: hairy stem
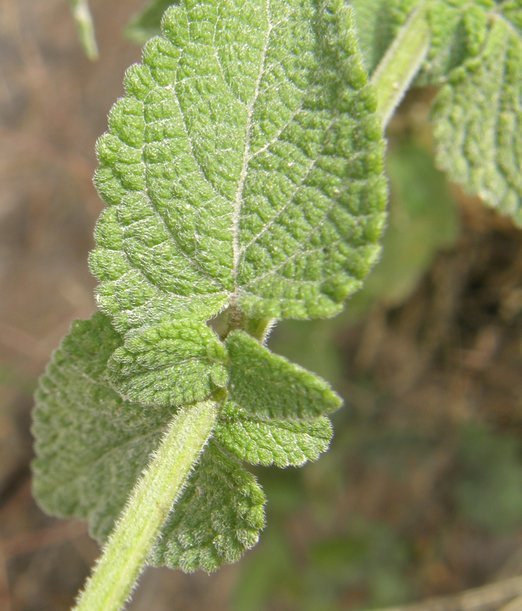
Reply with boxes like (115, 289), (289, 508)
(371, 2), (431, 127)
(74, 401), (218, 611)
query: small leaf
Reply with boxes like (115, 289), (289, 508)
(226, 331), (342, 420)
(151, 441), (266, 572)
(90, 0), (387, 333)
(215, 402), (333, 467)
(108, 320), (228, 407)
(432, 14), (522, 222)
(32, 314), (264, 572)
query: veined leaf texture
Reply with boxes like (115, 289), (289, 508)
(33, 0), (384, 572)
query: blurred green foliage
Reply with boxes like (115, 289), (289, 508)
(454, 426), (522, 534)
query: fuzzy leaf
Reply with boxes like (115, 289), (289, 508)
(226, 330), (342, 420)
(108, 320), (228, 407)
(350, 0), (522, 219)
(419, 0), (493, 84)
(150, 441), (265, 571)
(215, 402), (332, 467)
(432, 13), (522, 222)
(89, 0), (386, 333)
(32, 314), (265, 572)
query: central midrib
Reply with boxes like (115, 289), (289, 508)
(230, 0), (273, 290)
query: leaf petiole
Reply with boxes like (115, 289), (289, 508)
(371, 1), (431, 127)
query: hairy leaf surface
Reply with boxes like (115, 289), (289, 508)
(215, 402), (332, 467)
(433, 11), (522, 221)
(32, 314), (265, 572)
(350, 0), (521, 220)
(226, 330), (342, 420)
(150, 441), (265, 572)
(108, 320), (228, 407)
(90, 0), (386, 332)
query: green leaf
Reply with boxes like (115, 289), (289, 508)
(350, 0), (521, 219)
(90, 0), (386, 333)
(350, 0), (419, 73)
(349, 0), (495, 82)
(150, 441), (266, 572)
(32, 314), (265, 572)
(108, 320), (228, 407)
(420, 0), (493, 84)
(432, 13), (522, 222)
(215, 402), (333, 467)
(126, 0), (179, 43)
(226, 330), (342, 420)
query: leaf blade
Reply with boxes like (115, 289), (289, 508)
(150, 441), (266, 572)
(91, 0), (387, 332)
(432, 15), (522, 222)
(32, 314), (264, 572)
(108, 320), (228, 407)
(226, 330), (342, 420)
(215, 403), (333, 467)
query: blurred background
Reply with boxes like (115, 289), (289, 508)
(1, 1), (521, 609)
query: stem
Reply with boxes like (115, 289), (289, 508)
(74, 401), (218, 611)
(371, 2), (431, 127)
(68, 0), (99, 60)
(379, 574), (522, 611)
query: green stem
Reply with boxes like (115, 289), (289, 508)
(68, 0), (99, 60)
(74, 401), (218, 611)
(371, 2), (431, 127)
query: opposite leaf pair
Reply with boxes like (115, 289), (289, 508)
(32, 313), (340, 572)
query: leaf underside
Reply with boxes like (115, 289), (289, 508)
(108, 320), (228, 407)
(32, 315), (266, 571)
(215, 402), (333, 467)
